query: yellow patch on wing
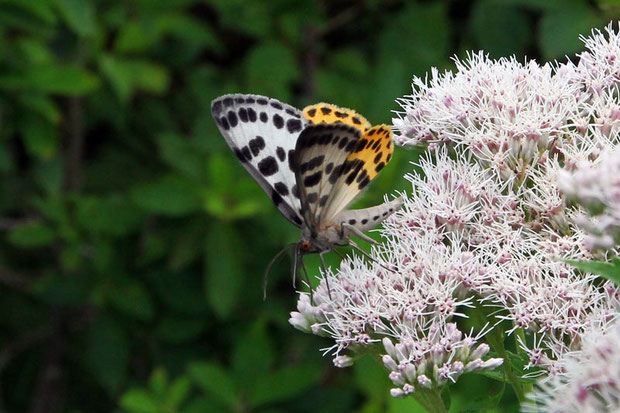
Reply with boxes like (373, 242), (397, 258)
(302, 103), (371, 133)
(346, 124), (394, 187)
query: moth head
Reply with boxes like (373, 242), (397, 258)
(300, 241), (312, 252)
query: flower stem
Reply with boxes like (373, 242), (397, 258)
(513, 327), (534, 395)
(413, 388), (448, 413)
(471, 304), (527, 402)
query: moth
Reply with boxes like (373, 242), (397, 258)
(211, 94), (403, 293)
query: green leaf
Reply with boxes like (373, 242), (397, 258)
(84, 316), (129, 395)
(187, 361), (238, 408)
(248, 363), (322, 407)
(99, 55), (170, 102)
(53, 0), (96, 37)
(20, 113), (58, 159)
(245, 42), (298, 101)
(232, 320), (275, 391)
(0, 0), (57, 24)
(32, 273), (92, 306)
(167, 377), (192, 408)
(539, 5), (602, 60)
(120, 389), (160, 413)
(155, 317), (206, 343)
(0, 64), (100, 95)
(474, 351), (538, 384)
(108, 279), (155, 321)
(204, 221), (243, 318)
(182, 397), (225, 413)
(565, 258), (620, 284)
(8, 221), (55, 248)
(157, 132), (205, 181)
(209, 0), (270, 37)
(76, 195), (143, 237)
(18, 94), (61, 123)
(354, 355), (392, 404)
(149, 367), (168, 398)
(130, 174), (202, 216)
(470, 1), (531, 57)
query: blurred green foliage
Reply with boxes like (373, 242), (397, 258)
(0, 0), (616, 412)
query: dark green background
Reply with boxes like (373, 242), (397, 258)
(0, 1), (615, 412)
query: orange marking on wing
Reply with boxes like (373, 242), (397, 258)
(346, 124), (394, 187)
(302, 103), (371, 133)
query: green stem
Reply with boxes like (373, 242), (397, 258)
(486, 326), (526, 402)
(413, 388), (448, 413)
(513, 327), (533, 396)
(472, 304), (527, 403)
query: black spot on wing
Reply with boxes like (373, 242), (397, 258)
(271, 189), (283, 206)
(241, 146), (252, 161)
(270, 101), (283, 110)
(286, 108), (300, 118)
(247, 108), (257, 122)
(375, 162), (385, 172)
(288, 150), (296, 173)
(238, 108), (248, 122)
(325, 162), (334, 174)
(300, 155), (324, 173)
(249, 136), (266, 156)
(260, 112), (268, 123)
(320, 107), (331, 115)
(227, 111), (238, 127)
(304, 171), (322, 187)
(257, 98), (268, 105)
(286, 118), (303, 134)
(223, 97), (233, 107)
(273, 114), (284, 129)
(348, 219), (356, 225)
(233, 148), (245, 162)
(274, 182), (289, 196)
(276, 147), (286, 162)
(212, 100), (222, 114)
(258, 156), (278, 176)
(306, 192), (318, 203)
(359, 176), (370, 189)
(220, 116), (230, 130)
(329, 165), (343, 184)
(355, 139), (368, 152)
(374, 152), (382, 163)
(307, 108), (316, 117)
(361, 219), (368, 224)
(292, 184), (300, 198)
(319, 195), (329, 206)
(334, 111), (348, 118)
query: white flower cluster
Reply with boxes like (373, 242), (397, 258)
(559, 147), (620, 250)
(290, 22), (620, 398)
(525, 320), (620, 413)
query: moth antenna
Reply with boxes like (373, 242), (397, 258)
(319, 252), (332, 299)
(263, 243), (296, 300)
(291, 242), (300, 285)
(299, 255), (314, 303)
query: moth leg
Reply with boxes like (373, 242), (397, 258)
(319, 251), (332, 299)
(291, 244), (299, 285)
(299, 255), (314, 303)
(332, 248), (347, 261)
(341, 222), (378, 245)
(348, 239), (392, 272)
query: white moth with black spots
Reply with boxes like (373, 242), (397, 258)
(212, 93), (403, 295)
